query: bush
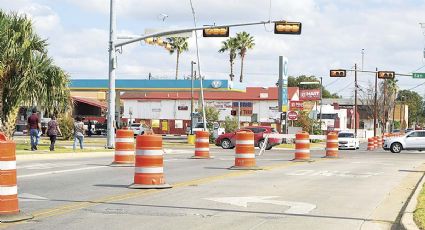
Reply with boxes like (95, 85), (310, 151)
(224, 116), (238, 133)
(58, 115), (74, 140)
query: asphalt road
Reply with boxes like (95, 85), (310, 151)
(2, 144), (425, 230)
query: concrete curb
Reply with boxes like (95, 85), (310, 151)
(401, 171), (425, 230)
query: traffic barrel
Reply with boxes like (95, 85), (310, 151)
(229, 130), (261, 170)
(191, 131), (212, 159)
(367, 137), (375, 151)
(0, 133), (33, 223)
(373, 136), (378, 150)
(129, 135), (171, 189)
(294, 131), (311, 161)
(377, 136), (383, 149)
(325, 132), (338, 158)
(111, 129), (135, 166)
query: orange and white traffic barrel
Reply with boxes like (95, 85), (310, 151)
(111, 129), (135, 166)
(129, 135), (171, 189)
(191, 131), (211, 159)
(325, 132), (338, 158)
(377, 136), (382, 148)
(230, 130), (261, 170)
(373, 136), (378, 150)
(294, 131), (311, 161)
(367, 137), (375, 151)
(0, 133), (32, 222)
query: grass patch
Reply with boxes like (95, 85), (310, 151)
(15, 143), (113, 155)
(414, 183), (425, 229)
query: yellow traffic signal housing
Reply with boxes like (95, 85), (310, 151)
(330, 69), (346, 77)
(377, 71), (395, 79)
(274, 22), (302, 35)
(202, 27), (229, 37)
(144, 37), (155, 45)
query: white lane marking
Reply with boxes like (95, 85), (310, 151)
(19, 193), (48, 202)
(351, 161), (394, 166)
(285, 170), (383, 178)
(18, 166), (107, 178)
(19, 163), (79, 170)
(205, 196), (316, 215)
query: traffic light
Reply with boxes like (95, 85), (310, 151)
(202, 27), (229, 37)
(330, 69), (346, 77)
(377, 71), (395, 79)
(144, 37), (155, 45)
(274, 22), (302, 35)
(280, 112), (287, 121)
(231, 110), (237, 116)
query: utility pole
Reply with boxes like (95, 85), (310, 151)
(383, 79), (387, 133)
(354, 64), (358, 137)
(319, 77), (323, 134)
(374, 67), (378, 137)
(190, 61), (196, 135)
(238, 102), (241, 129)
(107, 0), (116, 148)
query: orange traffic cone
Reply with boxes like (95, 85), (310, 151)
(293, 131), (312, 161)
(111, 129), (135, 166)
(191, 131), (212, 159)
(229, 130), (261, 170)
(325, 132), (338, 158)
(129, 135), (172, 189)
(0, 133), (33, 223)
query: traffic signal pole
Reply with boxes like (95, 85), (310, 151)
(354, 64), (358, 138)
(107, 0), (116, 148)
(374, 67), (378, 137)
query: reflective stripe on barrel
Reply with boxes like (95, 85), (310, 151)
(295, 132), (310, 160)
(234, 131), (256, 167)
(114, 129), (135, 164)
(134, 135), (166, 185)
(0, 138), (19, 215)
(194, 131), (210, 158)
(326, 132), (338, 157)
(367, 137), (375, 151)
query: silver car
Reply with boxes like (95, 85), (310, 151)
(383, 130), (425, 153)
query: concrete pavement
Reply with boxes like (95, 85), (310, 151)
(1, 145), (425, 229)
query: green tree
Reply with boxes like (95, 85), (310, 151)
(235, 32), (255, 83)
(223, 116), (238, 133)
(293, 111), (320, 134)
(218, 37), (238, 81)
(167, 37), (189, 80)
(396, 90), (424, 126)
(0, 11), (70, 138)
(200, 106), (220, 143)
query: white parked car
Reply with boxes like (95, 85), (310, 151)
(129, 123), (151, 136)
(338, 132), (359, 150)
(383, 130), (425, 153)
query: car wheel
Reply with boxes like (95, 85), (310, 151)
(266, 145), (273, 150)
(221, 139), (232, 149)
(390, 143), (402, 153)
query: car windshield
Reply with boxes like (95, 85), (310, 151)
(271, 128), (278, 133)
(130, 124), (140, 128)
(338, 133), (354, 138)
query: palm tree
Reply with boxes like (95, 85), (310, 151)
(0, 11), (71, 138)
(235, 32), (255, 83)
(218, 37), (238, 81)
(167, 37), (189, 80)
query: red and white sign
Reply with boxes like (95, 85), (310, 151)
(288, 111), (299, 120)
(289, 101), (304, 110)
(300, 89), (321, 101)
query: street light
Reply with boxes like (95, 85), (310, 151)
(190, 61), (196, 135)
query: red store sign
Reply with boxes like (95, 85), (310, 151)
(289, 101), (304, 110)
(300, 89), (321, 101)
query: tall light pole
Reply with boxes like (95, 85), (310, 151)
(374, 67), (378, 137)
(354, 63), (358, 137)
(190, 61), (196, 135)
(107, 0), (116, 148)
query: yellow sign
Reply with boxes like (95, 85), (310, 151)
(151, 120), (160, 128)
(161, 121), (168, 131)
(282, 105), (288, 112)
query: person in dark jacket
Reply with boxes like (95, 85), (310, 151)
(27, 108), (40, 151)
(47, 115), (62, 151)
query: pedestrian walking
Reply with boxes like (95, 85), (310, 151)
(73, 116), (85, 151)
(27, 108), (40, 151)
(47, 115), (62, 151)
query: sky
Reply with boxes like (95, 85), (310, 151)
(1, 0), (425, 98)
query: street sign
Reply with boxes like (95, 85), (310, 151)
(413, 73), (425, 79)
(280, 112), (287, 121)
(288, 111), (298, 120)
